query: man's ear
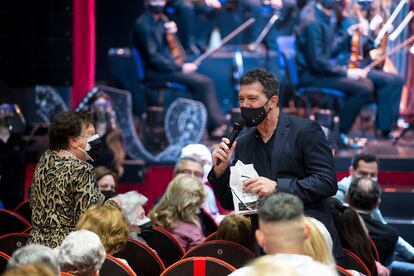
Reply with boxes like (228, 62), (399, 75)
(349, 166), (355, 177)
(255, 229), (264, 248)
(271, 95), (279, 108)
(376, 198), (381, 208)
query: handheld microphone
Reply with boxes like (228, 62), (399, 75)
(216, 117), (246, 166)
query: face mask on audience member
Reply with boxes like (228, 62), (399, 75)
(240, 99), (270, 127)
(148, 0), (166, 14)
(101, 190), (117, 202)
(87, 134), (103, 161)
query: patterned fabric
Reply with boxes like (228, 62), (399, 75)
(28, 150), (104, 248)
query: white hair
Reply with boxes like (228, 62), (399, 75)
(113, 191), (148, 225)
(57, 230), (106, 276)
(180, 144), (212, 183)
(7, 244), (60, 275)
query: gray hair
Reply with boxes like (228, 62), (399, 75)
(7, 244), (60, 275)
(113, 191), (148, 224)
(57, 230), (106, 276)
(173, 156), (204, 176)
(259, 193), (304, 222)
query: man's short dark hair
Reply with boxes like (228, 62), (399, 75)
(348, 177), (381, 211)
(351, 153), (379, 170)
(259, 193), (304, 222)
(240, 69), (280, 99)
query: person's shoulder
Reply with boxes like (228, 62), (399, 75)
(285, 113), (315, 129)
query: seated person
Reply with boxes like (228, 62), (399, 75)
(304, 217), (336, 267)
(3, 263), (56, 276)
(132, 0), (227, 137)
(216, 214), (254, 252)
(106, 191), (151, 244)
(174, 154), (220, 219)
(87, 91), (126, 176)
(76, 205), (129, 255)
(329, 198), (389, 276)
(57, 230), (106, 276)
(95, 166), (118, 201)
(7, 244), (60, 275)
(149, 174), (206, 251)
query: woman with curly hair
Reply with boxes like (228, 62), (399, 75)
(149, 174), (206, 251)
(76, 204), (129, 255)
(28, 111), (104, 248)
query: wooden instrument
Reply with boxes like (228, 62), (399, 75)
(363, 33), (414, 72)
(161, 15), (185, 65)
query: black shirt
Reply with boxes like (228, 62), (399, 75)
(253, 129), (276, 179)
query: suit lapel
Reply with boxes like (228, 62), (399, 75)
(271, 112), (290, 180)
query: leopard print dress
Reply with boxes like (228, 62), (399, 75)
(28, 150), (104, 248)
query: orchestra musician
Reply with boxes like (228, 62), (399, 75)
(132, 0), (228, 137)
(295, 0), (403, 148)
(336, 0), (404, 139)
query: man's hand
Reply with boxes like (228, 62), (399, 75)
(211, 137), (237, 177)
(347, 68), (368, 79)
(164, 21), (177, 34)
(182, 63), (198, 73)
(243, 177), (277, 196)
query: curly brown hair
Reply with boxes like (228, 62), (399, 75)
(49, 111), (93, 151)
(76, 205), (129, 255)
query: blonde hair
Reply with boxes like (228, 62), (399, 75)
(149, 174), (206, 230)
(76, 205), (129, 255)
(249, 256), (298, 276)
(304, 217), (336, 266)
(3, 263), (56, 276)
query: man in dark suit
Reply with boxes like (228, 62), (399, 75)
(208, 68), (343, 260)
(347, 177), (398, 266)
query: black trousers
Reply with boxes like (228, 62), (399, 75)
(300, 69), (403, 133)
(146, 70), (226, 130)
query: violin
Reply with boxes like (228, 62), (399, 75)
(161, 15), (185, 65)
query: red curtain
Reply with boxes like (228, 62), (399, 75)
(72, 0), (95, 108)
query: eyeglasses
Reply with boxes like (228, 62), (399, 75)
(178, 169), (204, 179)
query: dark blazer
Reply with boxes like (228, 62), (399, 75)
(208, 112), (342, 258)
(359, 212), (398, 266)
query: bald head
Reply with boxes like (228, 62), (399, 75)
(348, 177), (381, 211)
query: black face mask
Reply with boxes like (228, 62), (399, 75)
(148, 4), (164, 14)
(139, 221), (153, 233)
(87, 135), (103, 161)
(240, 99), (270, 127)
(101, 190), (117, 202)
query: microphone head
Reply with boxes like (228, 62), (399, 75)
(233, 117), (246, 131)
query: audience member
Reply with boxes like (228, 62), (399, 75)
(29, 111), (104, 248)
(335, 153), (414, 266)
(248, 256), (299, 276)
(3, 263), (56, 276)
(216, 214), (254, 252)
(149, 174), (206, 251)
(7, 244), (60, 275)
(230, 193), (337, 275)
(329, 198), (383, 276)
(95, 166), (118, 201)
(76, 205), (129, 255)
(86, 91), (126, 176)
(57, 230), (106, 276)
(304, 217), (336, 267)
(107, 191), (151, 244)
(347, 178), (398, 267)
(174, 155), (220, 219)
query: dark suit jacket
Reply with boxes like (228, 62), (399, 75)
(208, 112), (343, 258)
(359, 212), (398, 266)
